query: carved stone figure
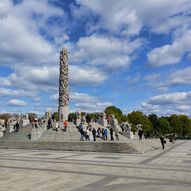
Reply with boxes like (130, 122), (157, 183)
(58, 48), (69, 121)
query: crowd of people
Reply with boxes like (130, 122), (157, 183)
(78, 123), (119, 142)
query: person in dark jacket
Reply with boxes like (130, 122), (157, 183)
(92, 128), (96, 141)
(15, 121), (19, 132)
(110, 127), (114, 141)
(160, 135), (166, 150)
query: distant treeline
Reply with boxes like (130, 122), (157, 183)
(1, 106), (191, 138)
(65, 106), (191, 138)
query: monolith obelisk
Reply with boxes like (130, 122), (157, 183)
(58, 48), (69, 121)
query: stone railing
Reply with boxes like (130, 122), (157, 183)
(30, 122), (47, 141)
(0, 126), (6, 137)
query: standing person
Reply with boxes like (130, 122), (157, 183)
(110, 127), (114, 141)
(115, 129), (119, 141)
(15, 121), (19, 132)
(79, 123), (84, 141)
(55, 121), (59, 132)
(47, 118), (52, 129)
(97, 127), (101, 138)
(64, 120), (68, 132)
(34, 118), (38, 128)
(107, 115), (111, 125)
(92, 128), (96, 141)
(101, 128), (105, 140)
(86, 128), (90, 141)
(32, 119), (35, 128)
(160, 135), (166, 150)
(138, 127), (143, 140)
(104, 128), (108, 140)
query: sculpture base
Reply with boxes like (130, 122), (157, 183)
(58, 105), (69, 122)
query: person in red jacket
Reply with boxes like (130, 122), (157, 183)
(64, 120), (68, 132)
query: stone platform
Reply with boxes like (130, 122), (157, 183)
(0, 140), (190, 191)
(0, 123), (172, 153)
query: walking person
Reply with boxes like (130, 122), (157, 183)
(86, 128), (90, 141)
(104, 128), (108, 140)
(64, 120), (68, 131)
(110, 127), (114, 141)
(97, 127), (101, 138)
(160, 135), (166, 150)
(47, 118), (52, 129)
(55, 121), (59, 132)
(15, 121), (19, 132)
(92, 128), (96, 141)
(79, 123), (84, 141)
(115, 129), (119, 141)
(138, 127), (143, 140)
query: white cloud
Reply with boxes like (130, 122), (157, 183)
(75, 0), (191, 36)
(0, 0), (10, 18)
(51, 92), (97, 103)
(72, 35), (144, 69)
(0, 88), (37, 98)
(0, 64), (108, 94)
(69, 65), (108, 85)
(147, 29), (191, 67)
(8, 99), (27, 107)
(141, 91), (191, 115)
(166, 67), (191, 86)
(156, 67), (191, 90)
(51, 91), (112, 112)
(152, 15), (191, 34)
(0, 66), (59, 91)
(144, 73), (160, 81)
(70, 92), (97, 103)
(0, 0), (63, 67)
(76, 102), (112, 112)
(149, 92), (191, 105)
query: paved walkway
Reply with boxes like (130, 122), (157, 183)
(0, 140), (190, 191)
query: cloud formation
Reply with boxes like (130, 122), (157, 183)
(0, 0), (191, 115)
(8, 99), (27, 107)
(141, 91), (191, 115)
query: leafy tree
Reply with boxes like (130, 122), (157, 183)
(148, 113), (158, 136)
(68, 113), (77, 122)
(104, 106), (123, 123)
(179, 115), (191, 137)
(168, 114), (182, 136)
(28, 113), (37, 122)
(120, 115), (129, 123)
(128, 111), (153, 137)
(156, 117), (172, 135)
(52, 112), (58, 121)
(0, 113), (12, 127)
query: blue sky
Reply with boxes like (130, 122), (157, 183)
(0, 0), (191, 116)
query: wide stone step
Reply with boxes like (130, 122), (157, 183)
(0, 124), (32, 141)
(0, 141), (137, 153)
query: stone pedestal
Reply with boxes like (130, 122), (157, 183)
(19, 119), (30, 127)
(76, 118), (81, 126)
(30, 129), (42, 141)
(98, 118), (107, 127)
(7, 124), (15, 133)
(59, 105), (69, 122)
(0, 131), (3, 137)
(126, 131), (135, 139)
(0, 126), (5, 137)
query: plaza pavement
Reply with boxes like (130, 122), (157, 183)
(0, 140), (191, 191)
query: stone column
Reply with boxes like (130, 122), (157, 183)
(58, 48), (69, 122)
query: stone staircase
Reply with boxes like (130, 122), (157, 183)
(0, 121), (170, 153)
(0, 124), (32, 141)
(39, 122), (80, 142)
(126, 138), (174, 153)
